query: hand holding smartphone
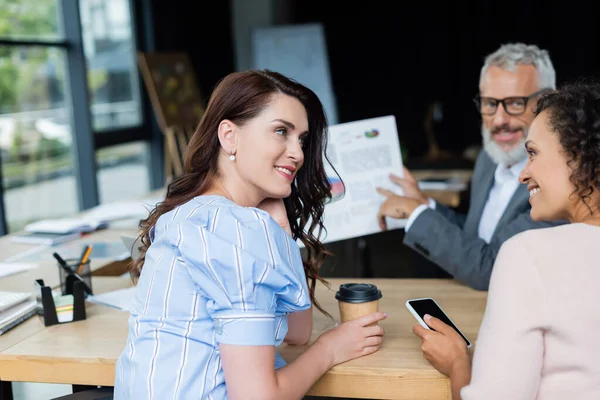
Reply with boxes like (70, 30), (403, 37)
(405, 297), (471, 348)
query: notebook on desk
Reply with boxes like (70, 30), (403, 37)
(0, 292), (37, 335)
(11, 231), (81, 246)
(23, 196), (164, 235)
(24, 217), (108, 235)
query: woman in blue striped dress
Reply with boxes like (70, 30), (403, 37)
(114, 69), (387, 399)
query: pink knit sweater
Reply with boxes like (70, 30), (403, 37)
(461, 223), (600, 399)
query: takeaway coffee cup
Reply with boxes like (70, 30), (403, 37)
(335, 283), (383, 325)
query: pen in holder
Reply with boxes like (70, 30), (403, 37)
(57, 258), (93, 298)
(35, 252), (94, 327)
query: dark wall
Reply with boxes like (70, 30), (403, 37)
(148, 0), (600, 160)
(150, 0), (235, 104)
(289, 0), (600, 158)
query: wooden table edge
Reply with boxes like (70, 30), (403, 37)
(0, 355), (451, 399)
(0, 355), (117, 386)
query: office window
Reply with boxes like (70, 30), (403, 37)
(0, 0), (83, 233)
(96, 141), (150, 204)
(0, 44), (78, 232)
(79, 0), (143, 131)
(0, 0), (62, 40)
(0, 0), (151, 235)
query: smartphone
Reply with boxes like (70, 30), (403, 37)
(405, 298), (471, 348)
(419, 177), (451, 183)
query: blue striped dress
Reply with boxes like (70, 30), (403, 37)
(114, 195), (311, 399)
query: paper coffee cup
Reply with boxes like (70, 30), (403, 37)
(335, 283), (383, 326)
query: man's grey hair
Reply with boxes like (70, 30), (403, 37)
(479, 43), (556, 90)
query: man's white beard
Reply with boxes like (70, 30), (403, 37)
(481, 124), (527, 167)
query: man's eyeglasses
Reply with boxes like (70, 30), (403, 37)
(473, 88), (552, 116)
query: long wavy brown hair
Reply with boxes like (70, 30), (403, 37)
(131, 69), (337, 315)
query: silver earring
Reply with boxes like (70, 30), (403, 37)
(229, 153), (236, 161)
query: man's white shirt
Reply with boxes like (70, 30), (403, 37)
(405, 157), (527, 243)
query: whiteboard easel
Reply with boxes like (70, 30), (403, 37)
(251, 23), (339, 124)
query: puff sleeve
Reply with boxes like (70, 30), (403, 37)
(174, 206), (311, 346)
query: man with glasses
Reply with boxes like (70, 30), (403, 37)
(376, 43), (566, 290)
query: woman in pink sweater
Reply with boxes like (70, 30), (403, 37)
(412, 82), (600, 400)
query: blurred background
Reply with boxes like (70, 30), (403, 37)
(1, 2), (598, 397)
(1, 0), (598, 256)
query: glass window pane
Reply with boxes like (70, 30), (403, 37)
(0, 0), (63, 40)
(97, 141), (150, 204)
(79, 0), (142, 131)
(0, 46), (78, 232)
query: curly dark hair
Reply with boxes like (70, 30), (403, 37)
(534, 81), (600, 214)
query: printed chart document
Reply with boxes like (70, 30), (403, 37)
(310, 115), (406, 245)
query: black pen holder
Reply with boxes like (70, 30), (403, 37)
(35, 279), (87, 327)
(58, 258), (92, 297)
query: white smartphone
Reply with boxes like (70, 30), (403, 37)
(405, 297), (471, 348)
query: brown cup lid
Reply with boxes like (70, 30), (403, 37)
(335, 283), (382, 303)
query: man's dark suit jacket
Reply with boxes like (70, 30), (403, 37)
(404, 150), (566, 290)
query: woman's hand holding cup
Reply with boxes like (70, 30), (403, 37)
(316, 311), (388, 367)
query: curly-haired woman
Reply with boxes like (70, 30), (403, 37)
(412, 81), (600, 400)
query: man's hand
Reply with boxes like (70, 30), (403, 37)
(389, 167), (429, 204)
(375, 188), (424, 230)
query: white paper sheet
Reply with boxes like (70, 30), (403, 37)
(0, 263), (39, 278)
(87, 286), (135, 312)
(304, 115), (406, 245)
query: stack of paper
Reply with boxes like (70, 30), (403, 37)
(80, 198), (159, 223)
(24, 217), (107, 235)
(0, 291), (37, 335)
(11, 231), (81, 246)
(22, 194), (165, 235)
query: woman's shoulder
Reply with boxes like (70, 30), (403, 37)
(502, 223), (598, 255)
(157, 195), (274, 232)
(154, 195), (297, 258)
(510, 222), (594, 240)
